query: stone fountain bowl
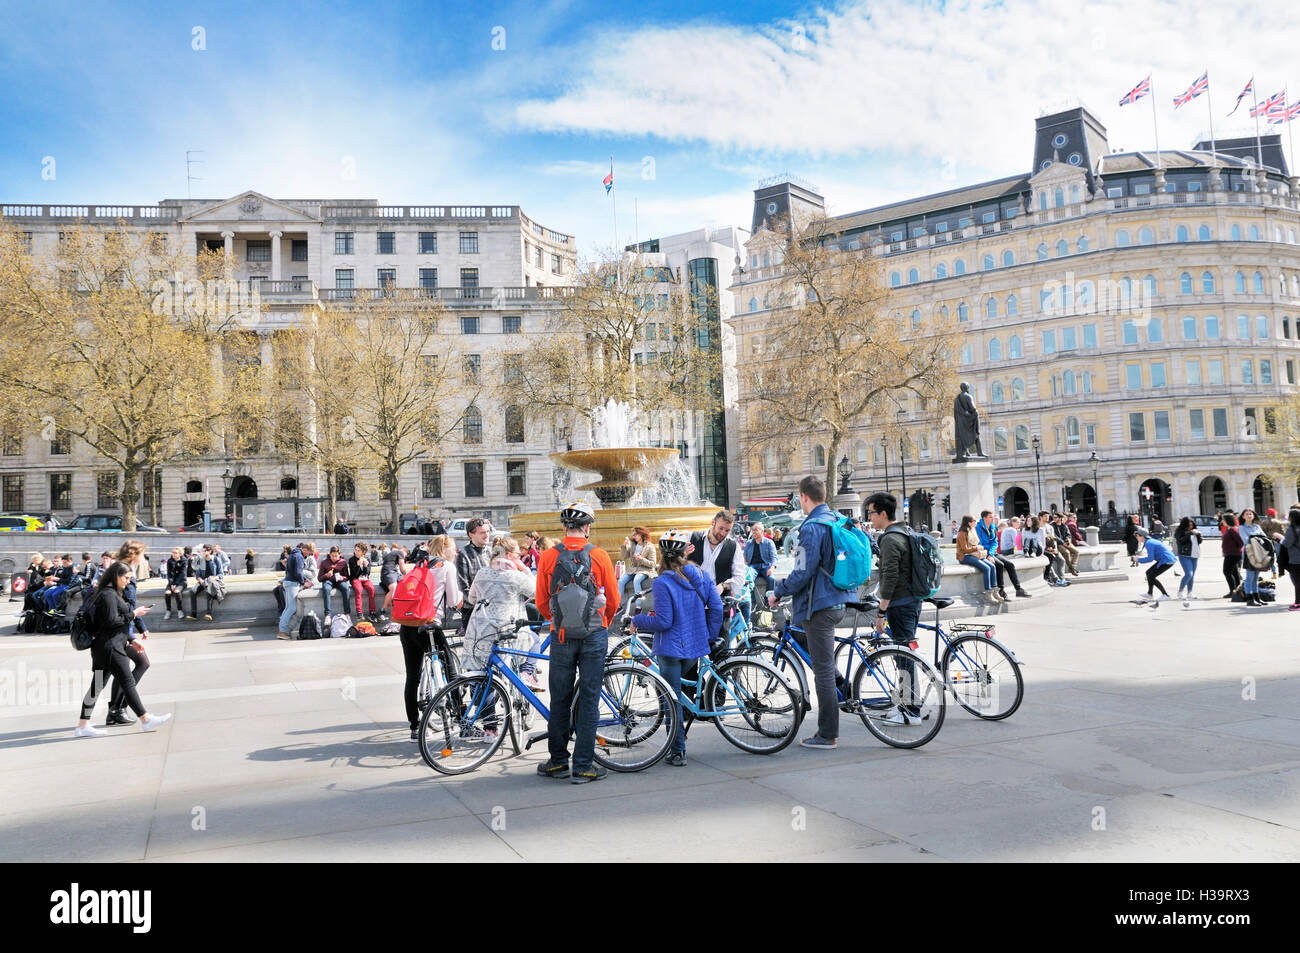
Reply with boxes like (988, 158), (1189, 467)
(510, 505), (721, 556)
(549, 447), (681, 482)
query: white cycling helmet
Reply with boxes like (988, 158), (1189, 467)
(658, 529), (693, 557)
(559, 501), (596, 527)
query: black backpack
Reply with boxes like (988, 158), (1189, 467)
(297, 611), (322, 641)
(549, 544), (602, 642)
(69, 592), (98, 650)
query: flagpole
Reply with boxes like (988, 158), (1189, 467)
(1149, 74), (1162, 168)
(610, 155), (618, 251)
(1254, 80), (1264, 168)
(1206, 71), (1217, 157)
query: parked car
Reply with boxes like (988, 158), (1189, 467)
(0, 514), (47, 532)
(180, 518), (236, 533)
(1193, 515), (1224, 539)
(60, 513), (166, 533)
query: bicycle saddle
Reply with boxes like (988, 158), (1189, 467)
(925, 596), (954, 609)
(844, 598), (879, 613)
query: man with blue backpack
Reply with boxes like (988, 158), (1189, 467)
(768, 475), (871, 750)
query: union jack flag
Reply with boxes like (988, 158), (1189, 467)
(1173, 72), (1208, 108)
(1119, 75), (1151, 106)
(1228, 77), (1254, 116)
(1249, 90), (1285, 118)
(1268, 100), (1300, 125)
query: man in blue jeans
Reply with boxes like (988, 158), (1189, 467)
(277, 542), (313, 640)
(744, 521), (778, 620)
(535, 502), (620, 784)
(865, 491), (924, 724)
(768, 475), (846, 750)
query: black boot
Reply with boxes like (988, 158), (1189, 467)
(106, 708), (137, 726)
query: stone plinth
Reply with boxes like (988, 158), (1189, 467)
(948, 459), (996, 525)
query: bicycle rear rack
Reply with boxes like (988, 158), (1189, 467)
(949, 623), (996, 635)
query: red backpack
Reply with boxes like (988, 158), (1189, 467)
(391, 558), (444, 626)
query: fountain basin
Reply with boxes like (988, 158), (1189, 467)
(510, 505), (720, 555)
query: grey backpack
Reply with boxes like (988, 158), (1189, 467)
(549, 544), (603, 642)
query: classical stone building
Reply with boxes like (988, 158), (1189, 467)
(731, 106), (1300, 528)
(0, 191), (580, 530)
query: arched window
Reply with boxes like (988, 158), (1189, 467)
(889, 271), (901, 288)
(982, 254), (994, 271)
(463, 405), (483, 443)
(1180, 272), (1193, 294)
(1065, 417), (1081, 448)
(1037, 243), (1049, 260)
(1198, 224), (1211, 241)
(960, 344), (973, 365)
(1257, 314), (1269, 338)
(1138, 226), (1154, 245)
(985, 297), (998, 318)
(1002, 250), (1015, 267)
(907, 267), (919, 284)
(1008, 335), (1023, 359)
(1235, 270), (1247, 293)
(1250, 225), (1261, 241)
(939, 304), (950, 320)
(1143, 275), (1158, 299)
(748, 297), (758, 312)
(1040, 287), (1055, 312)
(1120, 277), (1133, 301)
(1056, 239), (1068, 257)
(958, 302), (970, 322)
(1253, 271), (1265, 293)
(1230, 224), (1241, 241)
(935, 263), (947, 279)
(990, 381), (1005, 404)
(954, 259), (967, 275)
(1015, 425), (1030, 450)
(1115, 229), (1131, 247)
(994, 427), (1009, 453)
(1011, 377), (1026, 400)
(1147, 317), (1163, 343)
(1177, 225), (1189, 242)
(1054, 187), (1065, 207)
(1202, 271), (1216, 293)
(1078, 281), (1093, 306)
(1063, 370), (1077, 394)
(280, 476), (297, 494)
(1077, 235), (1089, 253)
(910, 308), (922, 330)
(988, 338), (1003, 362)
(813, 445), (826, 468)
(1007, 294), (1019, 315)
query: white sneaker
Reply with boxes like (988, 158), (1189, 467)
(73, 724), (107, 738)
(163, 610), (171, 620)
(1182, 599), (1190, 608)
(324, 615), (332, 626)
(875, 707), (908, 726)
(140, 712), (173, 732)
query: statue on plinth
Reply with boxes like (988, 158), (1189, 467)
(952, 382), (986, 462)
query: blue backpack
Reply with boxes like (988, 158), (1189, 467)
(811, 515), (873, 591)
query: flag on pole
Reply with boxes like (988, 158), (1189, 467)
(1173, 71), (1209, 108)
(1229, 77), (1254, 115)
(1249, 90), (1285, 118)
(1118, 74), (1151, 106)
(1268, 100), (1300, 124)
(603, 165), (613, 194)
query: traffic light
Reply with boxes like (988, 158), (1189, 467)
(942, 494), (951, 514)
(923, 491), (935, 508)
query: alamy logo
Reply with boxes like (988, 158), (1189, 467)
(49, 883), (151, 933)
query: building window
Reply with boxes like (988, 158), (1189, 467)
(460, 268), (479, 294)
(1002, 250), (1015, 267)
(421, 463), (442, 498)
(1236, 271), (1247, 293)
(335, 268), (354, 290)
(1147, 318), (1163, 343)
(1077, 236), (1089, 253)
(1056, 240), (1068, 257)
(1288, 360), (1296, 385)
(1257, 314), (1269, 338)
(1122, 320), (1138, 346)
(1206, 315), (1221, 339)
(1182, 315), (1197, 340)
(291, 239), (308, 262)
(50, 428), (70, 455)
(990, 382), (1005, 404)
(1190, 409), (1206, 439)
(1011, 377), (1025, 400)
(503, 315), (522, 334)
(377, 232), (396, 254)
(1061, 327), (1077, 351)
(419, 268), (438, 289)
(1129, 413), (1146, 442)
(1202, 271), (1216, 293)
(1063, 371), (1076, 395)
(464, 461), (485, 497)
(935, 263), (947, 279)
(459, 232), (479, 254)
(553, 254), (562, 275)
(1007, 294), (1018, 316)
(49, 473), (72, 510)
(1250, 225), (1261, 241)
(245, 239), (270, 262)
(994, 427), (1008, 452)
(1154, 411), (1171, 441)
(505, 406), (525, 443)
(335, 232), (354, 254)
(1208, 359), (1225, 385)
(1212, 408), (1229, 437)
(1037, 243), (1049, 261)
(335, 471), (356, 501)
(1138, 227), (1154, 245)
(1125, 364), (1142, 389)
(1151, 362), (1167, 388)
(1082, 372), (1093, 393)
(960, 344), (973, 365)
(1180, 272), (1193, 294)
(419, 232), (437, 254)
(1115, 230), (1131, 247)
(1237, 313), (1250, 339)
(96, 471), (118, 509)
(461, 316), (480, 335)
(988, 338), (1002, 362)
(985, 298), (998, 318)
(1198, 225), (1211, 241)
(377, 269), (396, 292)
(1005, 334), (1022, 359)
(464, 354), (481, 384)
(1041, 330), (1057, 354)
(1015, 425), (1029, 451)
(1186, 360), (1202, 385)
(463, 406), (483, 443)
(1242, 359), (1255, 385)
(2, 474), (23, 511)
(1082, 323), (1097, 348)
(1177, 225), (1190, 242)
(958, 302), (969, 322)
(2, 429), (21, 455)
(506, 460), (527, 497)
(889, 271), (901, 288)
(954, 260), (966, 275)
(982, 255), (994, 271)
(1261, 359), (1273, 384)
(1066, 417), (1080, 448)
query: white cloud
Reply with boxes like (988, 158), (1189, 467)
(513, 0), (1299, 175)
(540, 160), (610, 177)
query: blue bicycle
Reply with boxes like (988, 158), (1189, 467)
(419, 618), (679, 775)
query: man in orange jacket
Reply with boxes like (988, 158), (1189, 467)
(534, 501), (619, 784)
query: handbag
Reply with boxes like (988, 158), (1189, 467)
(1279, 543), (1291, 572)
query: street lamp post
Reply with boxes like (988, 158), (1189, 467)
(899, 437), (908, 525)
(837, 455), (852, 496)
(1089, 451), (1100, 523)
(221, 465), (235, 532)
(880, 435), (889, 494)
(1031, 434), (1043, 513)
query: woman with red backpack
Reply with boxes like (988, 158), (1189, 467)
(397, 537), (462, 741)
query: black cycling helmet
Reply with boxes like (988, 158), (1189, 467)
(658, 529), (692, 558)
(559, 501), (595, 527)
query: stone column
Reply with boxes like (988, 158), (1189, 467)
(221, 230), (235, 279)
(269, 230), (283, 281)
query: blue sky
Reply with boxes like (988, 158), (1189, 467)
(1, 0), (1294, 257)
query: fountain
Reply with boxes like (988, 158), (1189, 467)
(512, 400), (719, 552)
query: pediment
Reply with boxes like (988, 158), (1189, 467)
(1029, 161), (1088, 188)
(182, 191), (321, 225)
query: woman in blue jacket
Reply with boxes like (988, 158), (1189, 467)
(1131, 526), (1177, 600)
(631, 531), (723, 767)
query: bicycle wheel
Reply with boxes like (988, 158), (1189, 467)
(606, 635), (653, 664)
(581, 663), (676, 772)
(710, 657), (802, 754)
(416, 655), (433, 713)
(742, 637), (809, 707)
(942, 634), (1023, 720)
(418, 674), (509, 775)
(853, 648), (945, 749)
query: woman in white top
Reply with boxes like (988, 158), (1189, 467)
(463, 537), (538, 686)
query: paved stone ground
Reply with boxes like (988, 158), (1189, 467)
(2, 558), (1298, 862)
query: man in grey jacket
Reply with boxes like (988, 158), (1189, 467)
(865, 491), (923, 724)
